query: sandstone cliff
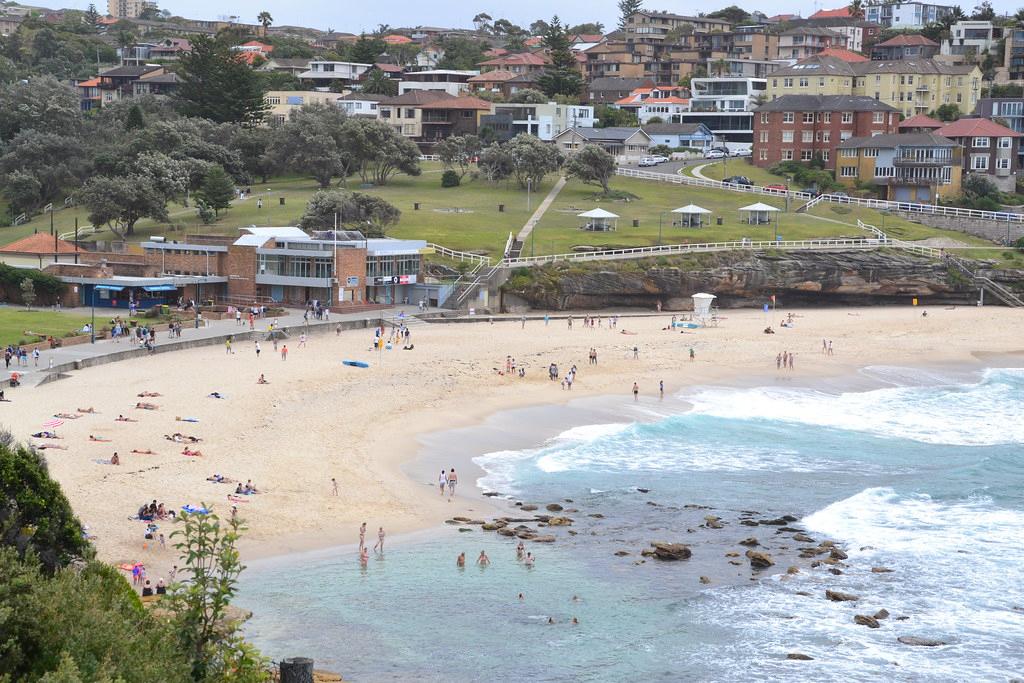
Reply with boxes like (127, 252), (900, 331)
(501, 250), (1020, 310)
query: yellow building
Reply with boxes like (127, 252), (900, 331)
(836, 132), (962, 202)
(767, 56), (982, 118)
(264, 91), (345, 125)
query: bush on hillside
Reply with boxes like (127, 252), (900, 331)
(441, 170), (461, 187)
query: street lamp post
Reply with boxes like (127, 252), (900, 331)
(527, 178), (532, 213)
(90, 287), (96, 344)
(658, 210), (668, 245)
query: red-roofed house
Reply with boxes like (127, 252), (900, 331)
(810, 7), (852, 19)
(0, 233), (79, 268)
(477, 52), (548, 74)
(613, 86), (689, 124)
(817, 47), (870, 62)
(417, 96), (494, 146)
(898, 113), (944, 132)
(383, 34), (413, 45)
(76, 77), (102, 111)
(871, 34), (939, 60)
(937, 117), (1023, 189)
(232, 41), (273, 66)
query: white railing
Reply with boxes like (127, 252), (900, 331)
(58, 225), (102, 241)
(618, 167), (1024, 224)
(502, 232), (515, 259)
(419, 155), (441, 162)
(425, 243), (491, 265)
(13, 213), (26, 226)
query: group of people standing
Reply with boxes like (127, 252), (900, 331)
(776, 351), (795, 370)
(439, 468), (458, 501)
(358, 522), (386, 566)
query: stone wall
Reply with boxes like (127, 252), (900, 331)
(893, 211), (1024, 244)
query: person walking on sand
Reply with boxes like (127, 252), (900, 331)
(633, 346), (639, 360)
(659, 380), (664, 399)
(331, 478), (338, 496)
(299, 333), (306, 348)
(689, 347), (695, 362)
(632, 382), (639, 401)
(254, 341), (261, 359)
(789, 352), (794, 370)
(438, 469), (448, 495)
(447, 468), (458, 500)
(374, 526), (385, 553)
(776, 352), (782, 370)
(828, 340), (833, 356)
(822, 338), (827, 354)
(281, 345), (288, 361)
(225, 337), (233, 354)
(359, 522), (366, 550)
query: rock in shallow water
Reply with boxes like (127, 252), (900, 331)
(651, 542), (691, 560)
(786, 653), (813, 661)
(739, 537), (759, 547)
(854, 615), (880, 628)
(745, 550), (774, 568)
(825, 590), (859, 602)
(874, 609), (890, 620)
(546, 503), (563, 512)
(898, 636), (946, 647)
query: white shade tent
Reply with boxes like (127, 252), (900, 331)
(578, 208), (620, 232)
(671, 204), (712, 228)
(738, 202), (779, 225)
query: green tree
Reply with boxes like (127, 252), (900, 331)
(618, 0), (644, 30)
(568, 22), (605, 35)
(0, 76), (80, 142)
(84, 3), (99, 28)
(168, 508), (270, 683)
(124, 103), (146, 130)
(361, 67), (399, 95)
(536, 16), (584, 99)
(342, 118), (422, 185)
(174, 35), (268, 126)
(435, 134), (482, 179)
(478, 142), (514, 182)
(972, 0), (995, 20)
(530, 19), (551, 35)
(196, 165), (235, 216)
(257, 10), (273, 32)
(848, 0), (865, 19)
(19, 278), (35, 308)
(2, 171), (42, 215)
(595, 104), (638, 127)
(350, 35), (386, 64)
(564, 144), (616, 194)
(706, 5), (751, 24)
(78, 175), (170, 237)
(503, 32), (527, 51)
(473, 12), (493, 32)
(255, 70), (302, 91)
(509, 87), (548, 103)
(0, 129), (84, 211)
(436, 36), (488, 70)
(298, 189), (401, 236)
(486, 133), (563, 189)
(933, 103), (961, 121)
(269, 103), (353, 188)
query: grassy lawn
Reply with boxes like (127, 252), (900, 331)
(688, 159), (789, 186)
(0, 307), (93, 346)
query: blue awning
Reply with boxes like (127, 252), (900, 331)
(94, 285), (125, 291)
(143, 284), (177, 292)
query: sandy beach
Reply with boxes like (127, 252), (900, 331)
(6, 305), (1023, 578)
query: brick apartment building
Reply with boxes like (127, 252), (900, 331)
(752, 94), (900, 169)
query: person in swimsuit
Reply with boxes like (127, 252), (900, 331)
(456, 552), (466, 568)
(524, 552), (534, 567)
(359, 522), (366, 550)
(516, 541), (525, 560)
(447, 468), (457, 499)
(359, 547), (368, 567)
(632, 383), (639, 401)
(373, 527), (385, 553)
(110, 452), (120, 465)
(477, 551), (490, 567)
(115, 415), (137, 422)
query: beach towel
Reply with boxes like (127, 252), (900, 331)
(176, 417), (200, 423)
(181, 504), (210, 514)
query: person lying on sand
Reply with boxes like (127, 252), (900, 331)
(164, 433), (201, 443)
(206, 474), (234, 483)
(131, 449), (156, 455)
(181, 448), (203, 457)
(36, 443), (68, 450)
(115, 415), (137, 422)
(208, 392), (225, 399)
(55, 413), (81, 419)
(137, 392), (161, 397)
(31, 431), (60, 439)
(77, 407), (97, 414)
(135, 403), (158, 410)
(89, 435), (112, 442)
(175, 416), (199, 423)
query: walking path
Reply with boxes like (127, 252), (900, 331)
(10, 305), (424, 389)
(689, 163), (714, 181)
(516, 176), (567, 245)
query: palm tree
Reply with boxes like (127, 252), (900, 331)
(375, 23), (392, 37)
(848, 0), (864, 19)
(257, 10), (272, 35)
(362, 68), (399, 96)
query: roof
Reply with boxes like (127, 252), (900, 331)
(875, 34), (938, 47)
(571, 33), (604, 43)
(372, 63), (403, 73)
(780, 26), (841, 37)
(672, 204), (711, 213)
(77, 78), (100, 87)
(240, 40), (273, 51)
(233, 226), (309, 248)
(419, 96), (493, 110)
(381, 90), (454, 105)
(809, 7), (851, 18)
(0, 233), (78, 255)
(100, 65), (162, 78)
(770, 55), (857, 77)
(337, 92), (390, 102)
(755, 94), (897, 112)
(898, 113), (944, 130)
(578, 208), (619, 219)
(589, 77), (656, 91)
(262, 57), (312, 68)
(642, 122), (710, 135)
(383, 34), (413, 44)
(139, 73), (179, 84)
(561, 126), (648, 142)
(817, 47), (869, 62)
(772, 55), (976, 77)
(938, 117), (1023, 138)
(468, 70), (518, 83)
(478, 52), (548, 67)
(739, 203), (780, 212)
(838, 132), (956, 149)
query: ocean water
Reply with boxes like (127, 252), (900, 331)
(238, 367), (1024, 682)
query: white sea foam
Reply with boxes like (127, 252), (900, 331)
(553, 423), (631, 442)
(687, 368), (1024, 446)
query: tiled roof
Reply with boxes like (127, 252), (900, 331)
(77, 78), (100, 87)
(817, 47), (869, 62)
(875, 34), (938, 47)
(772, 55), (976, 77)
(0, 233), (78, 254)
(755, 94), (897, 112)
(337, 92), (390, 101)
(373, 63), (403, 73)
(838, 132), (955, 149)
(478, 52), (548, 67)
(810, 7), (852, 18)
(562, 126), (647, 142)
(383, 34), (412, 44)
(938, 117), (1023, 138)
(781, 26), (841, 36)
(381, 90), (454, 105)
(468, 70), (517, 82)
(642, 122), (708, 135)
(898, 113), (943, 129)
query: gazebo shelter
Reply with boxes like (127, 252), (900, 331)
(578, 208), (620, 231)
(738, 202), (780, 225)
(671, 204), (712, 227)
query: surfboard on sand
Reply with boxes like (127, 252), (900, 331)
(343, 360), (369, 368)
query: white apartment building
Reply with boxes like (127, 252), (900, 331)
(823, 24), (865, 53)
(398, 70), (477, 97)
(298, 61), (372, 87)
(941, 20), (1002, 61)
(865, 2), (953, 29)
(484, 102), (595, 141)
(677, 77), (767, 145)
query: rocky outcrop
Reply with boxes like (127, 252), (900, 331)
(649, 542), (692, 560)
(825, 590), (859, 602)
(898, 636), (946, 647)
(854, 615), (881, 628)
(746, 550), (774, 568)
(502, 250), (1006, 310)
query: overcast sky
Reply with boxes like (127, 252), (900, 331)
(65, 1), (1020, 33)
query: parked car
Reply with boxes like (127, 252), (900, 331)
(638, 157), (659, 167)
(732, 148), (753, 157)
(831, 191), (851, 203)
(650, 155), (670, 164)
(723, 176), (753, 186)
(704, 149), (727, 159)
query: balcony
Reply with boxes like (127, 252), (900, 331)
(894, 156), (954, 166)
(915, 84), (929, 91)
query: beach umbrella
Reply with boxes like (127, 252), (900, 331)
(43, 418), (64, 428)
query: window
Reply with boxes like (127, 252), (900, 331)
(759, 149), (768, 160)
(266, 96), (281, 105)
(874, 166), (895, 177)
(823, 112), (831, 123)
(841, 148), (857, 158)
(872, 112), (884, 123)
(760, 130), (769, 142)
(819, 77), (825, 86)
(782, 130), (794, 142)
(997, 157), (1011, 170)
(821, 150), (830, 161)
(783, 78), (794, 88)
(823, 131), (831, 142)
(802, 130), (813, 143)
(840, 166), (857, 177)
(801, 150), (813, 161)
(840, 130), (852, 140)
(973, 137), (990, 148)
(761, 112), (769, 124)
(799, 77), (809, 87)
(782, 149), (793, 160)
(783, 112), (795, 123)
(971, 154), (989, 170)
(842, 112), (853, 124)
(907, 76), (913, 85)
(803, 112), (814, 123)
(864, 148), (878, 157)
